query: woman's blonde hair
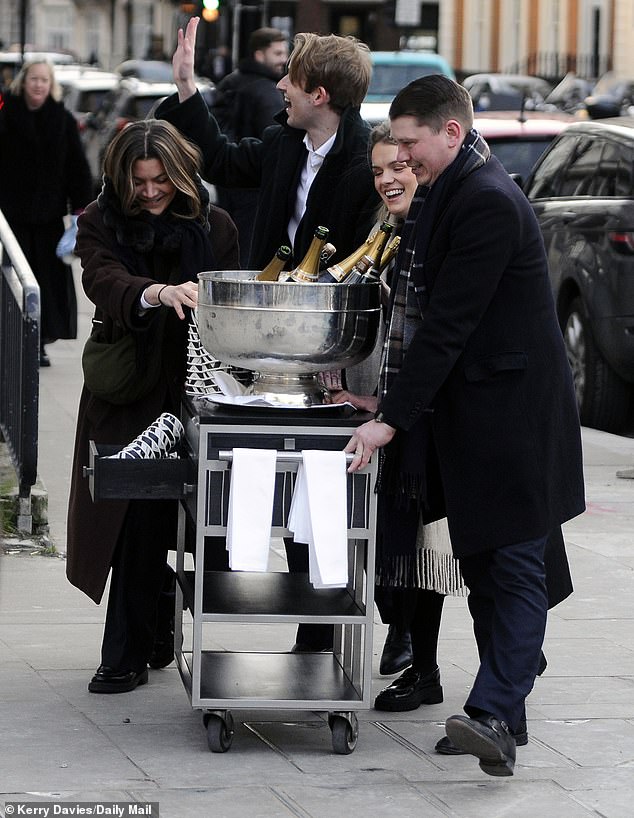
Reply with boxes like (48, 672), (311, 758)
(10, 59), (62, 101)
(103, 119), (205, 220)
(369, 120), (401, 223)
(288, 32), (371, 113)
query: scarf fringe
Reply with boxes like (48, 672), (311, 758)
(375, 548), (466, 596)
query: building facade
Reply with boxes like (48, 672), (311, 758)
(0, 0), (630, 81)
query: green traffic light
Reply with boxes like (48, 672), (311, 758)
(202, 0), (219, 9)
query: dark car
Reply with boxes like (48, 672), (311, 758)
(463, 73), (553, 112)
(524, 117), (634, 432)
(474, 112), (573, 182)
(83, 76), (215, 190)
(584, 72), (634, 119)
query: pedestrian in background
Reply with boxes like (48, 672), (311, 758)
(345, 75), (585, 777)
(212, 27), (288, 259)
(0, 59), (93, 366)
(66, 119), (239, 694)
(158, 16), (380, 652)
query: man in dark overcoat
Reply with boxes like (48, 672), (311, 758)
(158, 17), (380, 651)
(346, 75), (585, 777)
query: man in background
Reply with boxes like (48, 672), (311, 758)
(212, 27), (288, 259)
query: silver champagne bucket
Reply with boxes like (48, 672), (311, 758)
(197, 271), (381, 406)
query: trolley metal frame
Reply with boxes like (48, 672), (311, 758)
(175, 402), (377, 753)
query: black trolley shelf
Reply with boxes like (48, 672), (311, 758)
(88, 398), (377, 754)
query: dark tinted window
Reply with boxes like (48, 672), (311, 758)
(134, 95), (165, 119)
(487, 137), (554, 180)
(77, 89), (112, 114)
(559, 137), (603, 196)
(525, 134), (581, 198)
(611, 141), (634, 196)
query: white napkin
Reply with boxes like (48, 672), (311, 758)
(226, 448), (276, 571)
(288, 450), (348, 589)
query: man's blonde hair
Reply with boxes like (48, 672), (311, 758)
(288, 32), (371, 113)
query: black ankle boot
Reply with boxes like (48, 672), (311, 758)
(379, 624), (413, 675)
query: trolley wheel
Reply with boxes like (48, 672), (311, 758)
(329, 712), (358, 755)
(203, 711), (234, 753)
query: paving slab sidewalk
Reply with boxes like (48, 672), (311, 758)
(1, 270), (633, 817)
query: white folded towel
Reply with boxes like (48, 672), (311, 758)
(226, 448), (276, 571)
(288, 450), (348, 589)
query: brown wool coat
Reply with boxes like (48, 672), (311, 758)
(66, 201), (239, 603)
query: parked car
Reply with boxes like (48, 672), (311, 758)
(463, 73), (553, 112)
(361, 50), (454, 125)
(0, 49), (77, 88)
(523, 117), (634, 432)
(55, 66), (120, 137)
(583, 72), (634, 119)
(114, 59), (175, 82)
(83, 76), (214, 190)
(545, 71), (593, 115)
(474, 112), (574, 182)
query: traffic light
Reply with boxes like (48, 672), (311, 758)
(202, 0), (220, 22)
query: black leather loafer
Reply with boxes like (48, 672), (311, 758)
(379, 625), (413, 675)
(436, 716), (527, 754)
(374, 666), (443, 711)
(88, 665), (149, 694)
(445, 714), (516, 776)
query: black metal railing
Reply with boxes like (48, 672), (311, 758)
(0, 207), (40, 533)
(508, 51), (613, 83)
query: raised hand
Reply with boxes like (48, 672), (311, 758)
(173, 16), (199, 101)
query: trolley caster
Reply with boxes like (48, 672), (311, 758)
(203, 710), (234, 753)
(328, 711), (358, 754)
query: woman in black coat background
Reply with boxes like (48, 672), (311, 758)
(0, 59), (93, 366)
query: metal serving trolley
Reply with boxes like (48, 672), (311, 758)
(176, 399), (377, 754)
(88, 398), (377, 754)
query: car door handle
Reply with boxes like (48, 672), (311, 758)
(561, 211), (577, 223)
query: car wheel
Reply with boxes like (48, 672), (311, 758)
(562, 297), (631, 432)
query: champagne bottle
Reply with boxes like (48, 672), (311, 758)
(256, 245), (292, 281)
(281, 226), (330, 283)
(320, 242), (337, 268)
(326, 221), (393, 284)
(372, 235), (401, 278)
(360, 233), (401, 283)
(317, 234), (375, 283)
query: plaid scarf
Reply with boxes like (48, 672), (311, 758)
(375, 128), (490, 557)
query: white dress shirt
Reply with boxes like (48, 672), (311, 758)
(287, 131), (337, 248)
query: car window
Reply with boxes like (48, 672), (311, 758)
(559, 137), (603, 196)
(525, 135), (581, 198)
(367, 64), (444, 97)
(608, 141), (634, 197)
(133, 96), (164, 119)
(77, 89), (112, 114)
(487, 137), (554, 180)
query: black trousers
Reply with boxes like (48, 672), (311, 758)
(100, 500), (176, 672)
(459, 533), (548, 733)
(284, 538), (333, 649)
